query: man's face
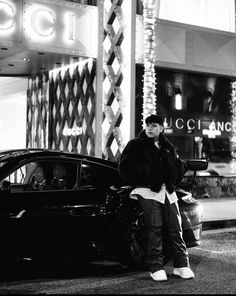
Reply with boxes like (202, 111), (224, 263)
(145, 122), (164, 139)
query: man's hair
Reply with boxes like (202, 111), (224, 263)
(145, 114), (164, 126)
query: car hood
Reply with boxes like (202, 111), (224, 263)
(201, 161), (236, 177)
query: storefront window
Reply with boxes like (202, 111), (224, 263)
(135, 65), (234, 163)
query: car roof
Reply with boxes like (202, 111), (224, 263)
(0, 148), (118, 168)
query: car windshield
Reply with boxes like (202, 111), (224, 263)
(0, 151), (19, 168)
(0, 149), (40, 167)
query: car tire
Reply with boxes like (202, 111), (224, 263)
(114, 211), (172, 269)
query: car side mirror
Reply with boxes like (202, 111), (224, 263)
(186, 159), (208, 172)
(178, 159), (209, 191)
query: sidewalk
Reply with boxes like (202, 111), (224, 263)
(199, 197), (236, 230)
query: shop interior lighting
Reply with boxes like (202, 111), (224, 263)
(174, 88), (183, 110)
(0, 0), (15, 32)
(202, 121), (221, 139)
(175, 93), (183, 110)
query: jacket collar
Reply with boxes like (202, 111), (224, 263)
(137, 129), (172, 149)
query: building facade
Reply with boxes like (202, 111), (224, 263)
(0, 0), (236, 163)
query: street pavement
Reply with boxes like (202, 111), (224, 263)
(199, 196), (236, 230)
(0, 231), (235, 294)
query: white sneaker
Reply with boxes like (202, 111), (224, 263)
(150, 269), (168, 281)
(173, 267), (195, 279)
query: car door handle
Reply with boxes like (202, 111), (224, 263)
(9, 210), (26, 218)
(65, 205), (106, 216)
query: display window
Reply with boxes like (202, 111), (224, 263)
(135, 66), (234, 162)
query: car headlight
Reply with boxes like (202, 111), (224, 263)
(181, 192), (196, 203)
(185, 204), (203, 220)
(195, 204), (203, 218)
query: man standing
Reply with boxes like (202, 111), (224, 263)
(118, 114), (194, 281)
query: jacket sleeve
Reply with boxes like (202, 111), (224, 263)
(118, 140), (150, 184)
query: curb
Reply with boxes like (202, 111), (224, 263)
(202, 219), (236, 231)
(202, 226), (236, 235)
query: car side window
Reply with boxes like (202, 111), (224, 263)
(24, 162), (47, 191)
(3, 162), (46, 192)
(4, 165), (27, 185)
(5, 160), (78, 192)
(47, 161), (77, 191)
(80, 161), (120, 189)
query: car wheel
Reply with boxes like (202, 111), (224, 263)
(116, 212), (172, 269)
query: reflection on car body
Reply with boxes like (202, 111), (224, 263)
(0, 149), (207, 268)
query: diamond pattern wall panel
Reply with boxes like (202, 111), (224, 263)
(49, 59), (96, 155)
(26, 74), (49, 148)
(102, 0), (126, 161)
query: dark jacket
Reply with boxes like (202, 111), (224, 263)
(118, 130), (186, 194)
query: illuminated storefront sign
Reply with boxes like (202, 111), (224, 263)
(64, 12), (75, 42)
(164, 117), (234, 138)
(0, 0), (97, 57)
(30, 8), (55, 37)
(0, 0), (21, 41)
(24, 0), (97, 57)
(25, 4), (56, 41)
(63, 127), (82, 137)
(0, 0), (15, 31)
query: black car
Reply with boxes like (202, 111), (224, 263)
(0, 149), (207, 268)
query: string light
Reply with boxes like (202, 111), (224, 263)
(230, 81), (236, 158)
(141, 0), (158, 127)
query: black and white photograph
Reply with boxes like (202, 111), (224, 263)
(0, 0), (235, 294)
